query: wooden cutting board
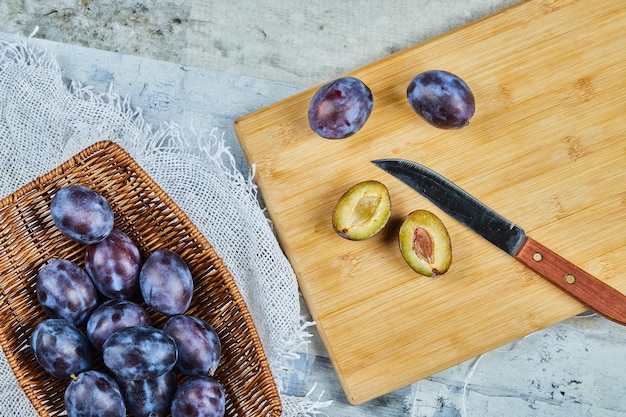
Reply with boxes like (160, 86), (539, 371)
(234, 0), (626, 405)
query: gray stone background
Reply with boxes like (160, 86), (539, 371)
(1, 0), (523, 86)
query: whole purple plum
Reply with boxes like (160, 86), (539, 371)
(407, 70), (475, 129)
(64, 370), (126, 417)
(102, 325), (177, 380)
(308, 76), (373, 139)
(163, 315), (221, 376)
(118, 370), (177, 417)
(85, 229), (141, 299)
(50, 185), (114, 244)
(30, 319), (93, 379)
(171, 376), (225, 417)
(36, 259), (98, 326)
(139, 249), (193, 316)
(86, 299), (152, 350)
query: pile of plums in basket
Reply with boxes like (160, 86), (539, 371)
(31, 184), (225, 417)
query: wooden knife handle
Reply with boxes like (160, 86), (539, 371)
(515, 236), (626, 326)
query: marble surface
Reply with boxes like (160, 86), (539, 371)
(1, 1), (626, 416)
(1, 0), (524, 87)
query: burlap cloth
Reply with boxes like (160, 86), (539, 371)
(0, 40), (328, 416)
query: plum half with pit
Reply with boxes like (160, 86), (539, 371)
(332, 180), (391, 240)
(308, 76), (374, 139)
(399, 209), (452, 277)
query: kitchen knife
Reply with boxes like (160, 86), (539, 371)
(372, 158), (626, 326)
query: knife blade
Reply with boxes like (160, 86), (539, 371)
(372, 158), (626, 326)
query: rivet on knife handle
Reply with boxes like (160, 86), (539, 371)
(515, 236), (626, 326)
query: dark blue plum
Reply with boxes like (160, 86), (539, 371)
(36, 259), (98, 326)
(163, 315), (221, 376)
(118, 370), (177, 417)
(85, 229), (141, 299)
(86, 299), (152, 351)
(30, 319), (93, 379)
(64, 370), (126, 417)
(102, 325), (177, 380)
(308, 76), (373, 139)
(407, 70), (475, 129)
(50, 185), (114, 244)
(171, 376), (225, 417)
(139, 249), (193, 316)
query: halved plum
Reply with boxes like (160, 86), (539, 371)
(399, 209), (452, 277)
(332, 180), (391, 240)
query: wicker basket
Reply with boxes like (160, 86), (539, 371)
(0, 140), (282, 416)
